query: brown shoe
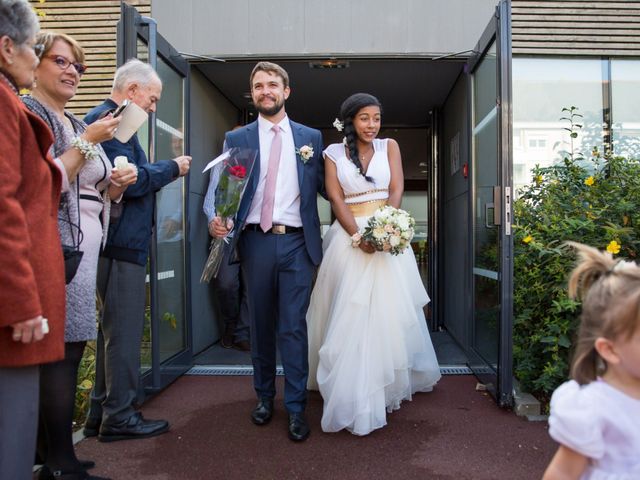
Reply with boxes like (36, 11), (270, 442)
(233, 340), (250, 352)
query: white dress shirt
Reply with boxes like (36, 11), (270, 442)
(245, 115), (302, 227)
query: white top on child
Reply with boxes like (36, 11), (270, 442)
(549, 379), (640, 479)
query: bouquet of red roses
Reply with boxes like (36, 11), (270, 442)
(201, 147), (258, 282)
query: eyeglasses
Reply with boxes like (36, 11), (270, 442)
(42, 54), (88, 76)
(33, 44), (44, 57)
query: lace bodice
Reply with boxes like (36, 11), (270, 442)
(323, 138), (390, 203)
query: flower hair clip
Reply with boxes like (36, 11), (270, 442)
(333, 118), (344, 132)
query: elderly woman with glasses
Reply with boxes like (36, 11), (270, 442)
(22, 31), (137, 480)
(0, 2), (66, 479)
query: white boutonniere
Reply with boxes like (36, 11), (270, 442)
(296, 144), (314, 163)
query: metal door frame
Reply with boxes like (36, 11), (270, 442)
(118, 2), (193, 395)
(466, 0), (513, 406)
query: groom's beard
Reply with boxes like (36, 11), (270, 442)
(255, 95), (285, 117)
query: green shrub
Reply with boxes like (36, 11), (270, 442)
(513, 107), (640, 406)
(74, 305), (175, 425)
(74, 341), (96, 427)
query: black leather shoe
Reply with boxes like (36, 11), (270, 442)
(80, 460), (95, 470)
(98, 412), (169, 442)
(251, 398), (274, 425)
(83, 417), (101, 438)
(288, 412), (310, 442)
(37, 461), (95, 479)
(37, 466), (109, 480)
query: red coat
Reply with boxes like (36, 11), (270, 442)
(0, 79), (65, 367)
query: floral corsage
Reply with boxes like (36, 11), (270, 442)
(296, 144), (314, 163)
(350, 231), (362, 248)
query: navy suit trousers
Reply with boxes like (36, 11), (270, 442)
(239, 229), (314, 413)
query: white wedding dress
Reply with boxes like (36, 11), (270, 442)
(307, 138), (441, 436)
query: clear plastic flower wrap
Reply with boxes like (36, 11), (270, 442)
(201, 147), (258, 282)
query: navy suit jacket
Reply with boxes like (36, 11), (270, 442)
(226, 118), (325, 266)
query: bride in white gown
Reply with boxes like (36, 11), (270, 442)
(307, 93), (441, 436)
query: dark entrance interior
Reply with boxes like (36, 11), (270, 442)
(188, 57), (472, 369)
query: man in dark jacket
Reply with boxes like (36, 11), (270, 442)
(83, 59), (191, 442)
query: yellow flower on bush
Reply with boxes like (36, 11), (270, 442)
(522, 235), (533, 244)
(534, 175), (543, 185)
(584, 176), (595, 186)
(606, 240), (621, 255)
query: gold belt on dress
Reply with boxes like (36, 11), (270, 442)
(347, 199), (387, 217)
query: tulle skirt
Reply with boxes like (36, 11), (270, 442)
(307, 218), (441, 436)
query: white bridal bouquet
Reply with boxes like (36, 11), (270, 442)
(362, 205), (415, 255)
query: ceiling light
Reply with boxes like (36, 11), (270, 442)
(309, 60), (349, 69)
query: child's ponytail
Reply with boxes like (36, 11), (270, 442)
(566, 241), (640, 384)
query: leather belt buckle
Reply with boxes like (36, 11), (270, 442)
(272, 225), (286, 235)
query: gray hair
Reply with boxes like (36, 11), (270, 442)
(112, 58), (161, 92)
(0, 0), (39, 46)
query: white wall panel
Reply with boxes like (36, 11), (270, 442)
(152, 0), (498, 57)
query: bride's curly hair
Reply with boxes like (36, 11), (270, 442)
(338, 93), (382, 183)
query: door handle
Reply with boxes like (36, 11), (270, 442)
(493, 186), (501, 226)
(484, 202), (495, 228)
(484, 186), (511, 233)
(484, 186), (502, 228)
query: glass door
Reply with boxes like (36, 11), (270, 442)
(118, 3), (192, 394)
(467, 0), (513, 406)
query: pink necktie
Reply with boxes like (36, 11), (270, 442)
(260, 125), (282, 232)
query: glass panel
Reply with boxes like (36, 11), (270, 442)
(318, 195), (332, 236)
(512, 58), (604, 194)
(474, 44), (497, 122)
(474, 275), (499, 365)
(473, 39), (499, 369)
(611, 60), (640, 158)
(136, 37), (187, 372)
(403, 191), (428, 289)
(155, 57), (186, 363)
(136, 38), (152, 374)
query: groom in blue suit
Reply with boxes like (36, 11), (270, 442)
(211, 61), (324, 441)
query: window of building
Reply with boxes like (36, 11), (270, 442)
(527, 138), (547, 149)
(611, 59), (640, 159)
(512, 57), (605, 193)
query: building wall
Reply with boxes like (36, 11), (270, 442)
(512, 0), (640, 56)
(30, 0), (151, 116)
(188, 67), (239, 354)
(440, 72), (471, 346)
(150, 0), (498, 57)
(33, 1), (640, 120)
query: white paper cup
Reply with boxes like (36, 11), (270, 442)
(41, 318), (49, 335)
(114, 102), (148, 143)
(114, 156), (129, 170)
